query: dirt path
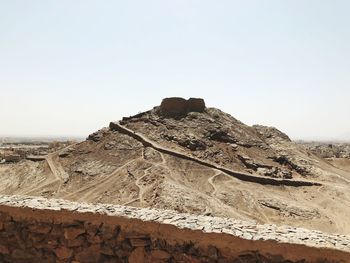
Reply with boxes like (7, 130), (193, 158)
(64, 158), (140, 202)
(47, 142), (81, 182)
(46, 155), (70, 182)
(132, 149), (168, 206)
(134, 165), (153, 206)
(208, 171), (221, 196)
(18, 161), (60, 196)
(19, 178), (60, 196)
(157, 155), (249, 220)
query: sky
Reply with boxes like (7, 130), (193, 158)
(0, 0), (349, 141)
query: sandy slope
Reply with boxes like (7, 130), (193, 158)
(327, 158), (350, 173)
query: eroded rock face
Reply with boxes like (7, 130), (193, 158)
(160, 97), (206, 116)
(253, 125), (291, 142)
(87, 128), (109, 142)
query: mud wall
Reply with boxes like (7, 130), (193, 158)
(0, 195), (349, 263)
(160, 97), (206, 116)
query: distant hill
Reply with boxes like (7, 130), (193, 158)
(0, 136), (84, 145)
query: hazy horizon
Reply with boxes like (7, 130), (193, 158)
(1, 1), (350, 141)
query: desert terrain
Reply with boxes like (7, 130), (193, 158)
(1, 98), (349, 236)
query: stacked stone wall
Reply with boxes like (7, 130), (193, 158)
(0, 195), (349, 263)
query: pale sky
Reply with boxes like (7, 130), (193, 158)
(1, 1), (349, 141)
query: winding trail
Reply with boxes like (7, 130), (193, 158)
(328, 171), (350, 184)
(154, 149), (251, 220)
(20, 178), (60, 196)
(134, 165), (154, 206)
(46, 154), (69, 183)
(208, 171), (221, 195)
(110, 122), (322, 187)
(64, 158), (140, 201)
(20, 156), (63, 196)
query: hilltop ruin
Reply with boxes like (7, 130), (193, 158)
(159, 97), (206, 116)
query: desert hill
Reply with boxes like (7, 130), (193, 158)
(1, 97), (350, 235)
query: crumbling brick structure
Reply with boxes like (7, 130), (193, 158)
(160, 97), (206, 116)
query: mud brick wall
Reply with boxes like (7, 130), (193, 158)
(0, 195), (349, 263)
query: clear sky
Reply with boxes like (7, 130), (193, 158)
(1, 1), (349, 141)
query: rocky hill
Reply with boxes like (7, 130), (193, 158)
(119, 97), (319, 180)
(301, 142), (350, 159)
(1, 97), (350, 235)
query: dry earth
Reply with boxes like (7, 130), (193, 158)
(1, 98), (350, 236)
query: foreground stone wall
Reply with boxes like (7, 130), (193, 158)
(0, 196), (349, 263)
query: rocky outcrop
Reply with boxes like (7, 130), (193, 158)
(253, 125), (291, 142)
(0, 195), (349, 263)
(87, 128), (109, 142)
(258, 199), (320, 219)
(237, 155), (293, 179)
(162, 133), (206, 151)
(301, 142), (350, 159)
(110, 121), (321, 187)
(160, 97), (205, 116)
(272, 155), (310, 176)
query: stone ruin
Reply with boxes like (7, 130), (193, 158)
(159, 97), (206, 116)
(0, 195), (349, 262)
(1, 153), (21, 163)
